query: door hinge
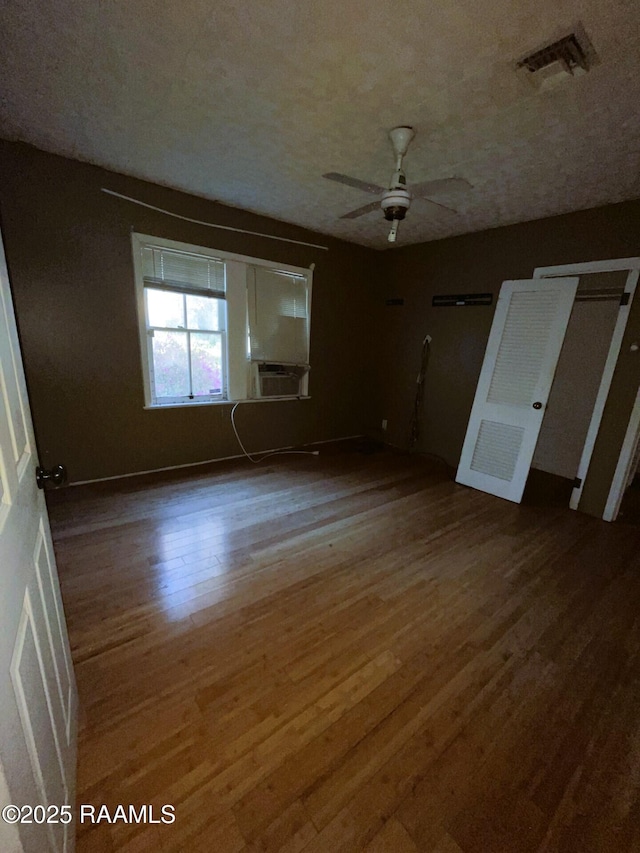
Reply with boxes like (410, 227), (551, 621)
(620, 292), (630, 306)
(572, 477), (582, 489)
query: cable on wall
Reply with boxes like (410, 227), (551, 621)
(408, 334), (455, 478)
(101, 188), (330, 252)
(409, 334), (432, 450)
(230, 402), (319, 464)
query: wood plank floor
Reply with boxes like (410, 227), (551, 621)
(47, 447), (640, 852)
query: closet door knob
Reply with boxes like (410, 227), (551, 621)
(36, 464), (67, 489)
(532, 401), (543, 410)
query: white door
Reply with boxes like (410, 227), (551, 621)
(0, 231), (77, 851)
(456, 277), (579, 502)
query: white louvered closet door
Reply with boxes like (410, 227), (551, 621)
(456, 277), (579, 502)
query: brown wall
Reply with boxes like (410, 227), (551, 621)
(1, 139), (638, 516)
(378, 200), (640, 516)
(0, 142), (382, 482)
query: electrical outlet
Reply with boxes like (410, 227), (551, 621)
(382, 419), (388, 431)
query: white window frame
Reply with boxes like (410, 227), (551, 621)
(132, 233), (312, 408)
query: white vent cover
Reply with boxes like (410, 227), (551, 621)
(517, 29), (596, 90)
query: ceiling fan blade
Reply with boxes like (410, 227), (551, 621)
(323, 173), (385, 195)
(414, 197), (458, 214)
(340, 201), (381, 220)
(411, 177), (472, 198)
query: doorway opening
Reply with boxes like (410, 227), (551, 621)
(456, 257), (640, 521)
(608, 385), (640, 525)
(527, 270), (626, 500)
(532, 257), (640, 520)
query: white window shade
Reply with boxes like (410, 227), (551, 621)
(142, 246), (225, 297)
(249, 267), (310, 364)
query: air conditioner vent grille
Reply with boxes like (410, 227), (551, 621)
(517, 33), (589, 74)
(260, 373), (301, 398)
(252, 362), (309, 398)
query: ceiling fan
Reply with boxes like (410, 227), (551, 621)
(323, 126), (472, 243)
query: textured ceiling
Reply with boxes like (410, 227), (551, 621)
(2, 0), (640, 249)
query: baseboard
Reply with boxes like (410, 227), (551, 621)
(67, 435), (365, 487)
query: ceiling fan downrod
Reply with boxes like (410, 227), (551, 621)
(389, 126), (415, 169)
(383, 127), (416, 242)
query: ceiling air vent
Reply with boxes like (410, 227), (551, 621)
(517, 27), (597, 89)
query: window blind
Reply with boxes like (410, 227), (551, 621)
(142, 246), (225, 298)
(249, 268), (309, 364)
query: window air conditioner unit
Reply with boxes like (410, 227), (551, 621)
(251, 362), (309, 399)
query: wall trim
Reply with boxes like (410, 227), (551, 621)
(534, 257), (640, 276)
(68, 435), (364, 486)
(102, 188), (330, 251)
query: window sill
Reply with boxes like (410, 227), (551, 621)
(143, 396), (311, 411)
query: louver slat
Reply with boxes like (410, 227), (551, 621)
(487, 291), (560, 407)
(471, 420), (525, 481)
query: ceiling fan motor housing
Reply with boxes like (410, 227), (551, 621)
(381, 188), (411, 221)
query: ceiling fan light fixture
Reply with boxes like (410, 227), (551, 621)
(381, 188), (411, 221)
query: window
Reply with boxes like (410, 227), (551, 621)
(142, 246), (226, 404)
(132, 234), (312, 407)
(249, 267), (310, 364)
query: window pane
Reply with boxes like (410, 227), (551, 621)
(147, 289), (185, 328)
(152, 331), (189, 398)
(191, 333), (223, 396)
(186, 294), (222, 331)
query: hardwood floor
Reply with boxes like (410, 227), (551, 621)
(47, 447), (640, 852)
